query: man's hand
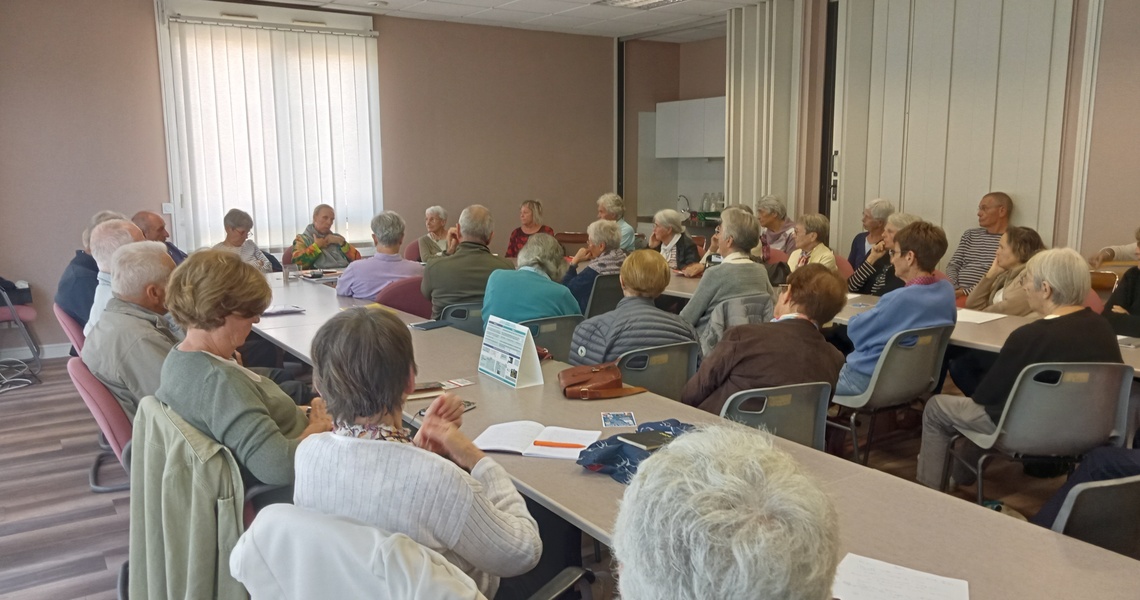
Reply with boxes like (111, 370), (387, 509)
(327, 234), (346, 246)
(446, 227), (461, 254)
(1089, 249), (1113, 268)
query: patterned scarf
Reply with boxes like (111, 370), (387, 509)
(303, 223), (350, 269)
(587, 249), (627, 276)
(333, 420), (413, 444)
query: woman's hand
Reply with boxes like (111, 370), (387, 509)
(300, 397), (333, 439)
(571, 247), (592, 266)
(648, 233), (661, 249)
(867, 240), (887, 263)
(1111, 305), (1130, 315)
(414, 415), (485, 471)
(423, 392), (465, 428)
(326, 234), (346, 247)
(682, 262), (705, 278)
(985, 256), (1004, 278)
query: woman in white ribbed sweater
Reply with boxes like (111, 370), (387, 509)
(292, 309), (541, 598)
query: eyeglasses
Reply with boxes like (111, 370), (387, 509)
(888, 249), (898, 257)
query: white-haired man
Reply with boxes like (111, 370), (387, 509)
(55, 210), (126, 331)
(612, 425), (839, 600)
(84, 219), (144, 336)
(82, 242), (177, 420)
(421, 205), (513, 319)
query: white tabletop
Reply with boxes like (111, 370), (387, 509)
(252, 278), (1140, 598)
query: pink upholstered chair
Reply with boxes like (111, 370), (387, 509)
(834, 253), (854, 280)
(53, 303), (86, 353)
(0, 288), (40, 392)
(767, 248), (789, 264)
(374, 276), (433, 320)
(67, 357), (132, 493)
(403, 242), (421, 262)
(1084, 289), (1105, 313)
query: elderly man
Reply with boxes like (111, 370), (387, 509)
(946, 192), (1012, 297)
(132, 210), (187, 265)
(292, 203), (361, 269)
(55, 210), (126, 330)
(336, 211), (423, 300)
(1088, 225), (1140, 268)
(421, 205), (513, 320)
(612, 425), (839, 600)
(82, 242), (178, 420)
(916, 248), (1123, 490)
(84, 219), (145, 336)
(596, 192), (636, 252)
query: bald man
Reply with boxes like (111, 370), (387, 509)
(132, 211), (188, 265)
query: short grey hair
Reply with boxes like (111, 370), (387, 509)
(458, 204), (494, 244)
(755, 195), (788, 221)
(613, 425), (839, 600)
(1023, 248), (1090, 307)
(866, 198), (895, 223)
(370, 211), (406, 247)
(91, 219), (142, 272)
(720, 206), (760, 253)
(521, 199), (544, 226)
(312, 203), (334, 219)
(426, 206), (447, 221)
(111, 241), (173, 299)
(653, 209), (686, 234)
(517, 233), (567, 281)
(886, 212), (922, 231)
(597, 193), (625, 219)
(312, 308), (415, 424)
(586, 219), (621, 251)
(797, 213), (831, 247)
(83, 210), (129, 249)
(223, 208), (253, 230)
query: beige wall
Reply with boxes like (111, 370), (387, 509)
(678, 36), (726, 101)
(0, 0), (169, 351)
(375, 17), (614, 253)
(623, 40), (680, 220)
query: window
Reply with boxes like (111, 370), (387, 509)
(157, 1), (382, 251)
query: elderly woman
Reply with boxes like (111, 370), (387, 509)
(756, 195), (796, 261)
(336, 211), (424, 300)
(292, 203), (361, 269)
(788, 213), (837, 273)
(505, 199), (555, 259)
(156, 250), (332, 487)
(213, 208), (273, 274)
(847, 212), (922, 296)
(681, 264), (846, 415)
(917, 248), (1124, 490)
(679, 207), (774, 334)
(292, 309), (541, 598)
(647, 209), (700, 270)
(837, 222), (957, 396)
(562, 219), (627, 312)
(417, 205), (450, 262)
(848, 198), (895, 270)
(612, 425), (839, 600)
(568, 250), (697, 366)
(965, 226), (1046, 316)
(596, 192), (636, 252)
(482, 233), (580, 328)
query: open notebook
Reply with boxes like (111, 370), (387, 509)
(473, 421), (601, 460)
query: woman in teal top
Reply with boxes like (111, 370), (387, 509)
(482, 233), (581, 329)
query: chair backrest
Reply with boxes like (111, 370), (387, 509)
(67, 357), (132, 463)
(1083, 288), (1105, 313)
(554, 232), (588, 245)
(282, 246), (294, 265)
(232, 504), (483, 598)
(1089, 270), (1119, 293)
(839, 324), (955, 410)
(521, 315), (584, 363)
(374, 276), (433, 320)
(767, 248), (789, 264)
(991, 363), (1133, 456)
(441, 303), (484, 336)
(264, 251), (283, 273)
(617, 341), (699, 401)
(834, 253), (854, 280)
(698, 293), (773, 356)
(721, 383), (832, 451)
(585, 274), (623, 318)
(54, 303), (86, 353)
(403, 241), (421, 262)
(1052, 473), (1140, 560)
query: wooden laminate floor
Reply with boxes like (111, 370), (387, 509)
(0, 359), (1065, 599)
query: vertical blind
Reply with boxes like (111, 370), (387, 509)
(165, 19), (382, 251)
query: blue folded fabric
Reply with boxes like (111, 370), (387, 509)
(576, 419), (694, 484)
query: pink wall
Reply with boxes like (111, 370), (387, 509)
(0, 0), (169, 350)
(678, 36), (726, 101)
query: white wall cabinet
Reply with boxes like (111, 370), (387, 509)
(655, 96), (726, 158)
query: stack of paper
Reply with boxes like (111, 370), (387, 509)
(955, 309), (1006, 324)
(832, 553), (969, 600)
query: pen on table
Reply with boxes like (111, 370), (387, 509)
(532, 441), (586, 449)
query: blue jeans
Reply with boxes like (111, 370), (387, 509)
(835, 364), (873, 397)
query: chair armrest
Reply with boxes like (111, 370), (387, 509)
(526, 567), (593, 600)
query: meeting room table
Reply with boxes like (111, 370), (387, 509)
(253, 273), (1140, 599)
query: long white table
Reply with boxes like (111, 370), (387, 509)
(253, 279), (1140, 598)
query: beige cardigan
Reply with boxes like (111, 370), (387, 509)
(965, 263), (1038, 317)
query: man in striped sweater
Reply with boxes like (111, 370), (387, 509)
(945, 192), (1012, 298)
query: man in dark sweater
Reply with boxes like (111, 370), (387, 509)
(917, 248), (1124, 489)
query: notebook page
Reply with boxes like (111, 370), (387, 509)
(832, 553), (969, 600)
(522, 426), (602, 460)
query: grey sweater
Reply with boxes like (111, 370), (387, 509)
(568, 296), (698, 366)
(157, 348), (308, 486)
(679, 260), (774, 332)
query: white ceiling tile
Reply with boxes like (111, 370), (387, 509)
(524, 13), (599, 27)
(466, 7), (551, 22)
(573, 19), (654, 34)
(556, 4), (642, 19)
(320, 2), (391, 14)
(609, 10), (690, 24)
(429, 0), (510, 8)
(651, 0), (737, 15)
(497, 0), (582, 13)
(399, 1), (487, 16)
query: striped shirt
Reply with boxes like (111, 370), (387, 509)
(945, 228), (1002, 293)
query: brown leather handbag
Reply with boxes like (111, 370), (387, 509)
(557, 362), (647, 400)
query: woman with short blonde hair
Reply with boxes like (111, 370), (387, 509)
(788, 213), (837, 273)
(505, 199), (555, 259)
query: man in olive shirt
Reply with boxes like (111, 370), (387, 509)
(421, 205), (513, 320)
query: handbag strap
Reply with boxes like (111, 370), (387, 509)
(573, 385), (648, 400)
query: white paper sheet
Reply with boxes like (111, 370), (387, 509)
(847, 293), (861, 300)
(262, 304), (305, 316)
(955, 309), (1006, 324)
(832, 554), (969, 600)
